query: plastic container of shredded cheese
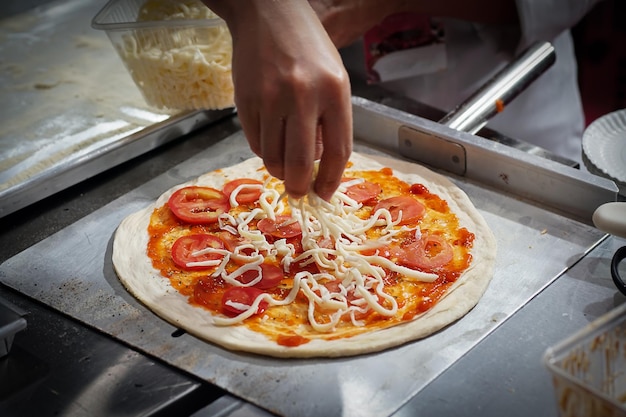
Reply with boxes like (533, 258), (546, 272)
(543, 302), (626, 417)
(92, 0), (234, 111)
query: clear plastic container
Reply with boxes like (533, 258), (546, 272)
(91, 0), (234, 111)
(544, 302), (626, 417)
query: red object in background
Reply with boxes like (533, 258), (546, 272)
(573, 0), (626, 126)
(363, 13), (444, 83)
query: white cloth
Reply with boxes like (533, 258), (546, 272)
(342, 0), (601, 165)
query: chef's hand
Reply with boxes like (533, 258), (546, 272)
(202, 0), (353, 201)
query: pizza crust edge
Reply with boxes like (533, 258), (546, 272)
(112, 152), (497, 358)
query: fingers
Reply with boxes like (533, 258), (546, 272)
(256, 93), (318, 199)
(314, 124), (324, 160)
(259, 113), (287, 180)
(242, 105), (350, 201)
(314, 92), (353, 201)
(237, 104), (262, 157)
(243, 74), (351, 201)
(311, 61), (353, 201)
(224, 0), (352, 201)
(252, 89), (351, 201)
(232, 64), (263, 159)
(282, 107), (317, 198)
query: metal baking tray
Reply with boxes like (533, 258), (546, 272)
(0, 96), (618, 416)
(0, 0), (234, 218)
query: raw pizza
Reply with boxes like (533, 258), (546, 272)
(112, 152), (496, 357)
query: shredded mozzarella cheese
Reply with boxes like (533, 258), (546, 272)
(205, 174), (442, 331)
(228, 183), (263, 207)
(119, 0), (234, 110)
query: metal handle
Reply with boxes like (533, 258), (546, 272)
(439, 41), (556, 134)
(593, 202), (626, 239)
(611, 246), (626, 296)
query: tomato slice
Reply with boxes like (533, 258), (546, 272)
(221, 286), (268, 317)
(214, 231), (260, 265)
(400, 234), (454, 270)
(257, 215), (302, 238)
(235, 263), (284, 289)
(323, 279), (343, 294)
(291, 259), (320, 275)
(193, 275), (227, 309)
(167, 186), (229, 224)
(342, 178), (382, 204)
(373, 196), (425, 225)
(223, 178), (263, 204)
(171, 234), (226, 270)
(359, 243), (404, 259)
(215, 231), (244, 252)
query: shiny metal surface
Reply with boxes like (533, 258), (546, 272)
(0, 115), (242, 417)
(352, 97), (618, 224)
(439, 41), (556, 134)
(0, 0), (234, 218)
(0, 286), (223, 417)
(349, 66), (581, 169)
(392, 234), (626, 417)
(0, 114), (611, 416)
(398, 125), (467, 175)
(191, 395), (273, 417)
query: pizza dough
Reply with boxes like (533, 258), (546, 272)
(112, 152), (496, 358)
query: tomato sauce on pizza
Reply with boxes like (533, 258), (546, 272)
(145, 164), (475, 347)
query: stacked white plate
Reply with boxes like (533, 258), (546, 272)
(583, 109), (626, 196)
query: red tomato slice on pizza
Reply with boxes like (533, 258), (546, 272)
(234, 263), (284, 289)
(400, 234), (454, 270)
(342, 178), (382, 204)
(257, 215), (302, 238)
(223, 178), (264, 204)
(221, 287), (269, 317)
(171, 234), (226, 270)
(373, 196), (425, 225)
(359, 243), (404, 260)
(168, 186), (229, 224)
(193, 275), (227, 310)
(215, 231), (244, 252)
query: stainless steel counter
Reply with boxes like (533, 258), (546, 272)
(0, 116), (242, 417)
(1, 111), (624, 416)
(0, 97), (617, 417)
(0, 285), (223, 417)
(0, 0), (233, 218)
(397, 234), (626, 417)
(194, 233), (626, 417)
